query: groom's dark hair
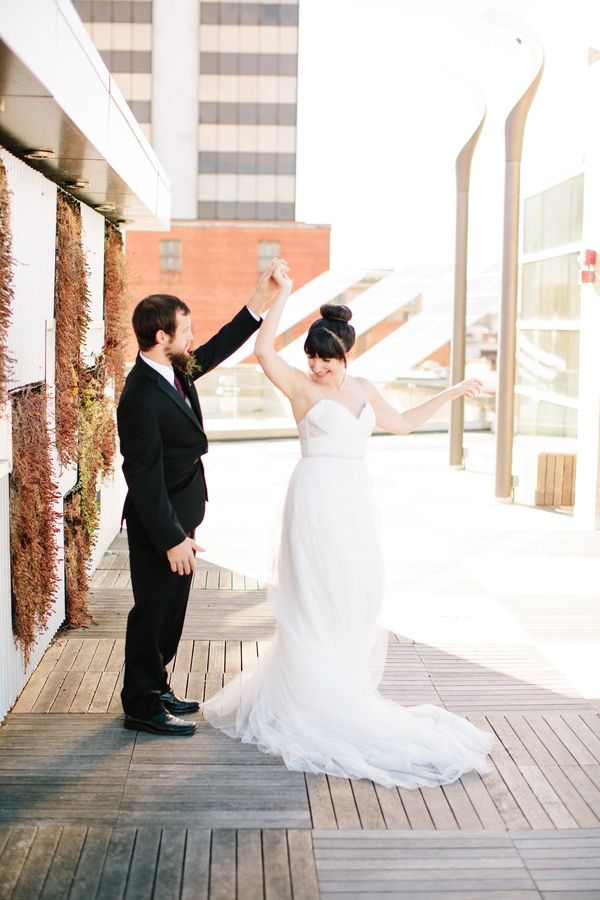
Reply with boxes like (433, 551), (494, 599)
(132, 294), (191, 351)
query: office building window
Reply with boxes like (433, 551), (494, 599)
(160, 240), (182, 272)
(258, 241), (281, 271)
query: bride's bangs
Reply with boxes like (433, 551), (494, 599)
(304, 326), (346, 361)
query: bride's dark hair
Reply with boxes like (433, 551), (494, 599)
(303, 304), (355, 365)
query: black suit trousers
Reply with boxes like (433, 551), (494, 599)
(121, 504), (198, 718)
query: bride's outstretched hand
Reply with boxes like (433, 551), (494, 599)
(450, 378), (483, 399)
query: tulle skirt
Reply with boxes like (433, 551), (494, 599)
(202, 457), (494, 788)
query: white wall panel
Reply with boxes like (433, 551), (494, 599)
(1, 149), (57, 390)
(81, 203), (106, 364)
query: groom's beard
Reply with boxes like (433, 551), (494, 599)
(165, 347), (191, 371)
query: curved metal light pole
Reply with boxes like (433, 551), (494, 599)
(482, 10), (544, 500)
(450, 102), (485, 467)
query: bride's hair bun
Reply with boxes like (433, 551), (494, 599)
(320, 303), (352, 323)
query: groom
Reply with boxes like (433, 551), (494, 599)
(117, 262), (280, 735)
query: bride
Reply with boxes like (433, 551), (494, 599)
(202, 259), (494, 788)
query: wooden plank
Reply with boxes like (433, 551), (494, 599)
(50, 669), (85, 713)
(105, 640), (125, 673)
(208, 641), (225, 674)
(506, 714), (556, 768)
(95, 828), (136, 900)
(543, 714), (598, 766)
(88, 640), (115, 673)
(441, 780), (482, 829)
(545, 454), (556, 506)
(40, 826), (88, 900)
(351, 781), (386, 829)
(0, 826), (37, 900)
(70, 671), (103, 713)
(181, 829), (210, 900)
(535, 453), (548, 506)
(421, 786), (458, 830)
(88, 672), (120, 713)
(68, 827), (113, 900)
(540, 765), (600, 828)
(208, 830), (236, 900)
(236, 829), (263, 900)
(262, 829), (292, 900)
(121, 827), (161, 900)
(241, 641), (259, 670)
(563, 454), (575, 506)
(218, 569), (233, 590)
(477, 761), (530, 830)
(206, 569), (220, 591)
(517, 766), (578, 829)
(327, 777), (361, 829)
(232, 570), (245, 590)
(154, 828), (186, 900)
(174, 641), (193, 673)
(459, 773), (505, 829)
(225, 641), (242, 674)
(397, 788), (434, 829)
(553, 454), (565, 507)
(559, 764), (600, 820)
(374, 786), (410, 829)
(305, 774), (337, 829)
(191, 641), (210, 673)
(288, 830), (320, 900)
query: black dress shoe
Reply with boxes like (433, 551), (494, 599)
(124, 710), (197, 735)
(160, 689), (200, 714)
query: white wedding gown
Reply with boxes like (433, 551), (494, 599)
(202, 397), (494, 788)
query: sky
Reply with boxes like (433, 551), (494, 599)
(294, 0), (590, 271)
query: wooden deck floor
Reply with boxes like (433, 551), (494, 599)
(1, 533), (599, 898)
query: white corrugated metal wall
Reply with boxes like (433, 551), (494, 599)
(0, 148), (122, 720)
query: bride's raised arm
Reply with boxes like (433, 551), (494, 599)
(254, 261), (307, 401)
(360, 377), (483, 436)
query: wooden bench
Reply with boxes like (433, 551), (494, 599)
(535, 452), (577, 507)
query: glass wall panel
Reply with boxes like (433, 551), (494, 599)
(521, 253), (580, 320)
(515, 395), (577, 438)
(516, 329), (580, 399)
(523, 173), (584, 253)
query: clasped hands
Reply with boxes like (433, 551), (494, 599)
(247, 257), (293, 315)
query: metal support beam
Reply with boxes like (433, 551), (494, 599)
(483, 11), (544, 500)
(450, 109), (485, 467)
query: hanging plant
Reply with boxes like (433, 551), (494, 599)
(63, 358), (116, 627)
(10, 386), (60, 667)
(54, 192), (90, 467)
(103, 225), (128, 398)
(0, 156), (14, 408)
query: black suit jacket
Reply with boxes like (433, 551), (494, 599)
(117, 306), (260, 553)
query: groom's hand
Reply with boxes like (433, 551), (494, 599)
(246, 257), (289, 315)
(167, 537), (205, 575)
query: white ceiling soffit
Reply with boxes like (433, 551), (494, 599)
(0, 0), (170, 230)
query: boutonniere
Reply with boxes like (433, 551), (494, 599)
(183, 355), (203, 379)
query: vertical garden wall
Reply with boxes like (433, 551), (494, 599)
(0, 147), (128, 691)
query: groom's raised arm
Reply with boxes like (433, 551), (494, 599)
(190, 306), (261, 379)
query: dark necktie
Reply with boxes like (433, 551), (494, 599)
(173, 372), (186, 399)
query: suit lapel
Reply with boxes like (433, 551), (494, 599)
(135, 355), (203, 431)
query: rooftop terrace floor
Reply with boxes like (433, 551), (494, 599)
(1, 432), (598, 898)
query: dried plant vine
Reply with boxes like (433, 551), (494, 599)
(54, 202), (126, 627)
(8, 192), (127, 653)
(10, 386), (60, 667)
(54, 192), (90, 467)
(0, 156), (14, 408)
(103, 225), (127, 397)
